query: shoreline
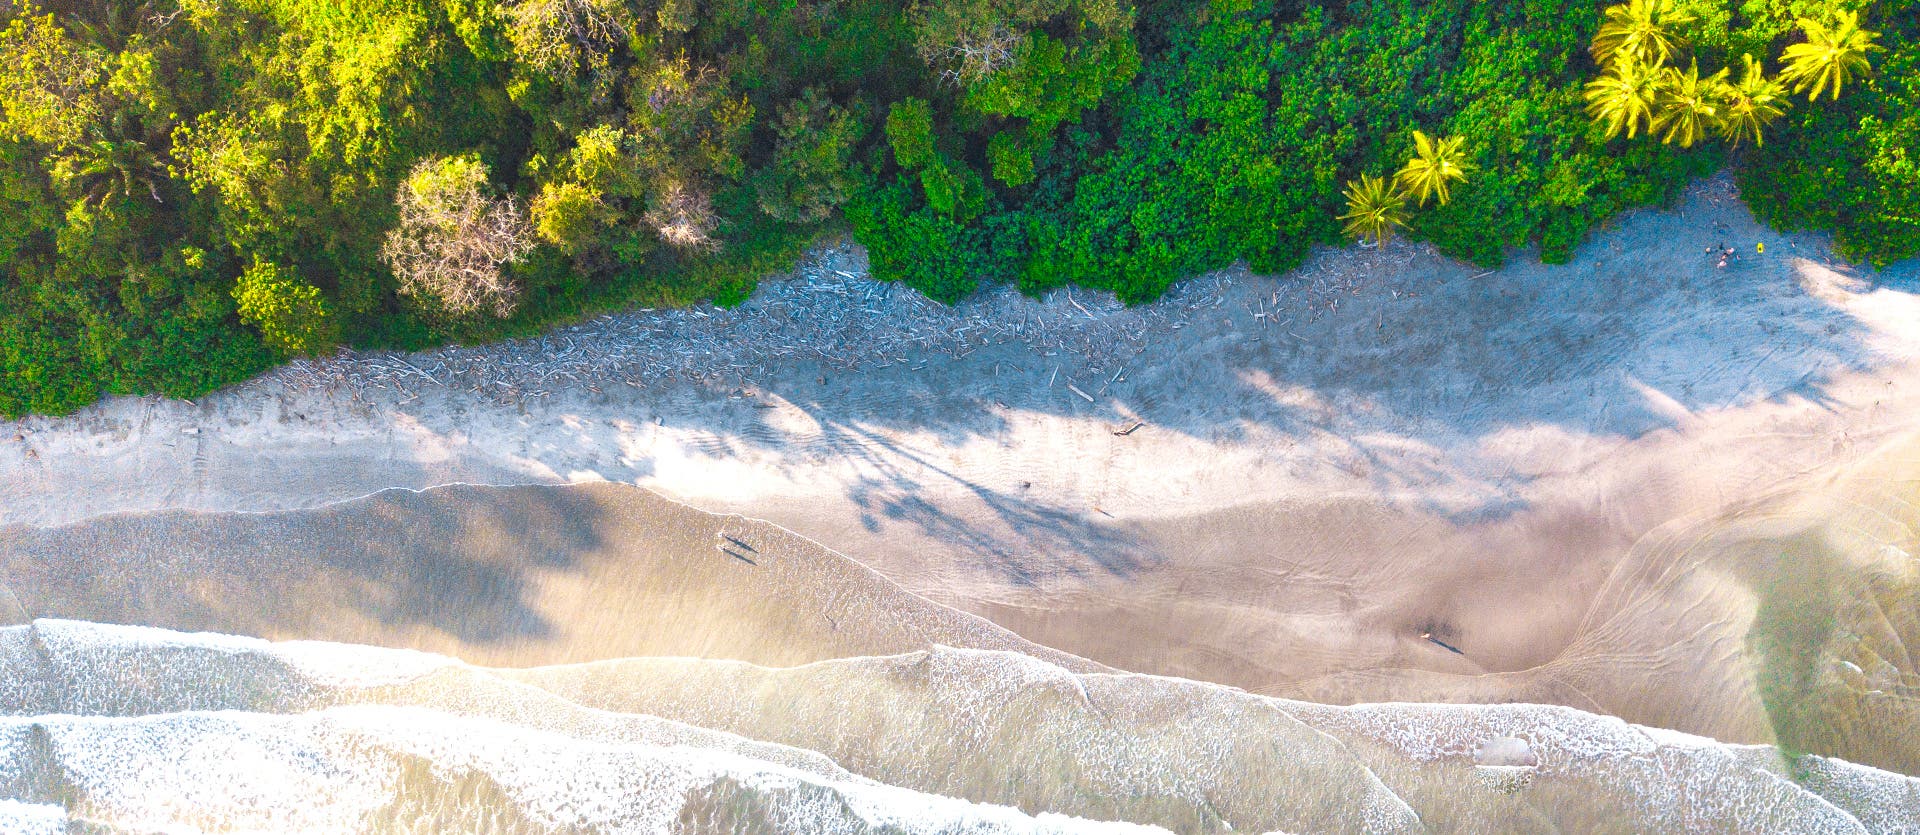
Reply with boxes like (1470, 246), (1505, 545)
(7, 173), (1920, 770)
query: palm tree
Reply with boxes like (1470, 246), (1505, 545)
(1394, 130), (1475, 207)
(1585, 54), (1661, 140)
(1717, 54), (1790, 147)
(55, 139), (166, 207)
(1780, 10), (1882, 102)
(1591, 0), (1695, 68)
(1652, 61), (1728, 148)
(1338, 174), (1409, 246)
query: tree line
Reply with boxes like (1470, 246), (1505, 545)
(0, 0), (1914, 416)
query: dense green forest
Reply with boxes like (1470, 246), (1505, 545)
(0, 0), (1913, 416)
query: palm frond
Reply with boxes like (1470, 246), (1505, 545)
(1338, 174), (1409, 245)
(1781, 10), (1883, 102)
(1652, 61), (1728, 148)
(1716, 53), (1789, 147)
(1585, 54), (1660, 140)
(1393, 130), (1475, 207)
(1591, 0), (1694, 68)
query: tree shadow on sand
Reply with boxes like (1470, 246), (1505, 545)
(822, 420), (1158, 584)
(595, 178), (1898, 558)
(0, 484), (612, 646)
(15, 178), (1901, 598)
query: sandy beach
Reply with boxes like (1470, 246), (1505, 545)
(5, 173), (1919, 774)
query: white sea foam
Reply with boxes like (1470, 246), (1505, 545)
(4, 707), (1164, 834)
(0, 799), (65, 834)
(4, 620), (1915, 833)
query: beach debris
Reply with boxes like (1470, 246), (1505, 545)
(1066, 288), (1096, 320)
(256, 234), (1430, 407)
(1113, 421), (1145, 436)
(258, 239), (1238, 404)
(720, 533), (758, 553)
(1066, 383), (1094, 403)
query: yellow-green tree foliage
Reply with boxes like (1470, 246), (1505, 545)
(233, 258), (337, 356)
(1394, 130), (1474, 206)
(1781, 10), (1883, 102)
(1, 0), (1916, 420)
(0, 7), (104, 148)
(1339, 174), (1408, 245)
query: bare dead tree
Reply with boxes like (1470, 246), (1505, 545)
(505, 0), (625, 78)
(146, 4), (188, 30)
(934, 21), (1023, 85)
(645, 182), (720, 251)
(381, 157), (535, 319)
(909, 0), (1037, 86)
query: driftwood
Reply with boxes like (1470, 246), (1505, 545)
(262, 238), (1424, 408)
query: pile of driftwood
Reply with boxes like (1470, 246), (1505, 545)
(267, 234), (1446, 408)
(271, 242), (1244, 405)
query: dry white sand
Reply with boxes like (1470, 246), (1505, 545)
(5, 174), (1919, 770)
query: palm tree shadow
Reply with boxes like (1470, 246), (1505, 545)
(815, 419), (1156, 585)
(632, 184), (1898, 557)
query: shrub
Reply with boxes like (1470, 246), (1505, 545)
(233, 258), (338, 356)
(886, 98), (936, 170)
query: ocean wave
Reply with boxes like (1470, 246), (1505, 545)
(5, 620), (1915, 833)
(4, 707), (1162, 834)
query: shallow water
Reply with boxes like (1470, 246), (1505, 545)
(2, 619), (1916, 833)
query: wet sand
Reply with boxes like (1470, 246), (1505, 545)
(0, 483), (1092, 672)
